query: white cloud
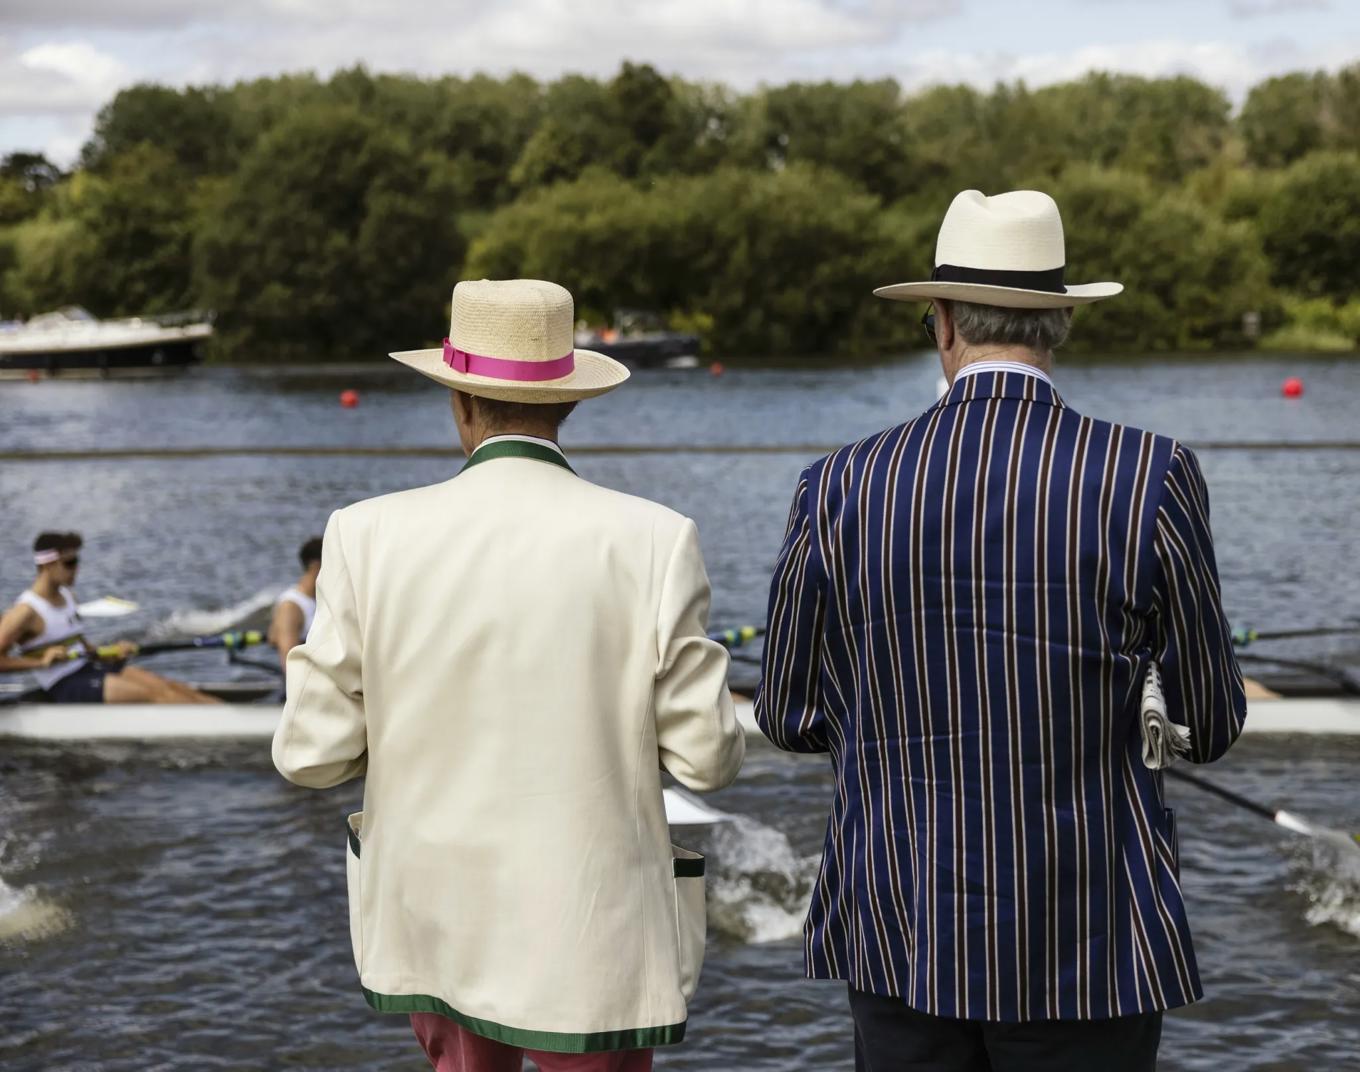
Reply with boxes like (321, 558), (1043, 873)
(899, 38), (1267, 97)
(0, 0), (1355, 165)
(0, 39), (131, 118)
(0, 1), (268, 30)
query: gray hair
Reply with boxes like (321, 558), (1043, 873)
(949, 300), (1072, 353)
(464, 392), (577, 430)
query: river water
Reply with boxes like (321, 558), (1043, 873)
(1, 351), (1358, 1070)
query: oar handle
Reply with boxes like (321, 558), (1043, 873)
(1167, 767), (1276, 822)
(710, 625), (764, 650)
(1233, 624), (1360, 646)
(94, 630), (268, 660)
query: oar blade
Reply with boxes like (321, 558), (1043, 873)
(663, 787), (734, 826)
(77, 597), (140, 618)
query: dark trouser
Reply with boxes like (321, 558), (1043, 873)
(850, 987), (1162, 1072)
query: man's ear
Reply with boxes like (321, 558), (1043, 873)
(935, 300), (955, 352)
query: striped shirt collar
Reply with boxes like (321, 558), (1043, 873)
(937, 365), (1064, 411)
(953, 359), (1054, 387)
(474, 434), (566, 459)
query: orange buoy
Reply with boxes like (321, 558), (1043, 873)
(339, 389), (360, 408)
(709, 361), (725, 377)
(26, 369), (40, 383)
(1281, 377), (1303, 399)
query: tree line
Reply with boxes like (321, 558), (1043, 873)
(1, 63), (1357, 359)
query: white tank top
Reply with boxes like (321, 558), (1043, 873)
(278, 587), (316, 640)
(16, 587), (89, 690)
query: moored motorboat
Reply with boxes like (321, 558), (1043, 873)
(575, 309), (701, 369)
(0, 306), (212, 378)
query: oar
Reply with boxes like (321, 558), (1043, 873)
(1235, 652), (1360, 696)
(93, 630), (268, 661)
(1167, 767), (1360, 848)
(76, 596), (140, 618)
(663, 786), (735, 826)
(710, 625), (764, 650)
(1233, 624), (1360, 646)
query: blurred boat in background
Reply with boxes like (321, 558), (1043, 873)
(576, 308), (701, 369)
(0, 306), (212, 379)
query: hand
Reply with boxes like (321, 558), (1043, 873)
(39, 647), (67, 668)
(113, 640), (139, 659)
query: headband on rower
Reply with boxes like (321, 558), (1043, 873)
(33, 549), (62, 565)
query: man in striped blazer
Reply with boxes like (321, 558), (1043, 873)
(755, 190), (1246, 1071)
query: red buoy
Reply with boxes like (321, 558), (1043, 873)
(709, 361), (725, 377)
(26, 369), (40, 383)
(339, 389), (360, 408)
(1281, 377), (1303, 399)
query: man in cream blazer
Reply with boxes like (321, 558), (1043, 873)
(273, 279), (745, 1072)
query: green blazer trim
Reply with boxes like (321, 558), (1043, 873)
(460, 439), (574, 475)
(362, 988), (686, 1052)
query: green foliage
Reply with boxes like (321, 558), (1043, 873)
(429, 74), (544, 208)
(82, 84), (242, 175)
(468, 165), (916, 355)
(509, 65), (728, 192)
(1, 216), (97, 316)
(1239, 65), (1360, 167)
(1259, 294), (1360, 351)
(1034, 74), (1232, 184)
(735, 80), (914, 201)
(899, 74), (1232, 208)
(69, 144), (199, 315)
(0, 65), (1354, 357)
(194, 104), (464, 362)
(1253, 152), (1360, 303)
(1048, 167), (1273, 352)
(510, 76), (618, 190)
(0, 153), (63, 226)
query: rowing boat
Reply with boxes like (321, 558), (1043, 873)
(1, 693), (1356, 741)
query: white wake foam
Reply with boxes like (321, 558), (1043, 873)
(705, 815), (819, 944)
(0, 875), (70, 943)
(148, 586), (281, 641)
(1289, 832), (1360, 940)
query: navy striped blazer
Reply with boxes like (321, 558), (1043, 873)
(755, 369), (1245, 1022)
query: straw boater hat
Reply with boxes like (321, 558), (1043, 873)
(390, 279), (629, 403)
(874, 189), (1123, 309)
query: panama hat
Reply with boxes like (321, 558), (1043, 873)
(874, 189), (1123, 309)
(390, 279), (629, 403)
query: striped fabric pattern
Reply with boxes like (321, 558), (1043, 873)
(755, 370), (1245, 1022)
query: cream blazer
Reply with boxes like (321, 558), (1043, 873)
(272, 440), (744, 1052)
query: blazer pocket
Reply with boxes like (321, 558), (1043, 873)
(672, 843), (707, 1001)
(346, 811), (364, 972)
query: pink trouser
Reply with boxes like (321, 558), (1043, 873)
(410, 1013), (655, 1072)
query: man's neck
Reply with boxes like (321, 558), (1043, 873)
(470, 427), (560, 452)
(297, 574), (318, 598)
(31, 574), (61, 601)
(948, 346), (1052, 384)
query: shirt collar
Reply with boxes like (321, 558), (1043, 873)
(952, 360), (1054, 388)
(476, 434), (566, 458)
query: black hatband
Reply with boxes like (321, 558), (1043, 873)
(931, 263), (1067, 293)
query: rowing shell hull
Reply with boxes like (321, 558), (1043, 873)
(1, 697), (1357, 742)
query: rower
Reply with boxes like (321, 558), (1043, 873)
(0, 531), (218, 704)
(269, 535), (321, 674)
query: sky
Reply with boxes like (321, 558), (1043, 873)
(1, 0), (1356, 165)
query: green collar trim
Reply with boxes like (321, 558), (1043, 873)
(461, 439), (573, 475)
(362, 988), (686, 1052)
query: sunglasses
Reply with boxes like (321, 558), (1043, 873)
(61, 556), (80, 568)
(921, 307), (937, 344)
